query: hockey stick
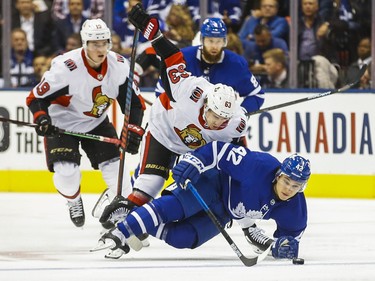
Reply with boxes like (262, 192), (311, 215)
(116, 30), (140, 196)
(247, 64), (368, 117)
(0, 116), (121, 145)
(186, 181), (271, 267)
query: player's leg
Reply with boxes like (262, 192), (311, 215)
(46, 134), (83, 227)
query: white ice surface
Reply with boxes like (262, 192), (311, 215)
(0, 193), (374, 281)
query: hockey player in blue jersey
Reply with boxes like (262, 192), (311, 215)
(135, 17), (265, 113)
(93, 140), (311, 259)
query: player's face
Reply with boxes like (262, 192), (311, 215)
(204, 109), (229, 130)
(202, 37), (225, 63)
(86, 40), (109, 65)
(274, 175), (303, 201)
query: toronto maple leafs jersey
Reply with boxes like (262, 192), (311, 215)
(27, 48), (141, 133)
(183, 141), (308, 239)
(148, 51), (248, 155)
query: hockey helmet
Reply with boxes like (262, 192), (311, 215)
(205, 83), (237, 119)
(80, 19), (112, 50)
(276, 154), (311, 192)
(201, 18), (227, 38)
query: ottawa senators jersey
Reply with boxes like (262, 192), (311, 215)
(148, 52), (248, 155)
(27, 48), (139, 133)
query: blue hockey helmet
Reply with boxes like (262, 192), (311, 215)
(200, 18), (227, 38)
(276, 154), (311, 192)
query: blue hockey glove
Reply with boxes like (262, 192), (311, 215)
(272, 236), (299, 259)
(126, 124), (144, 154)
(35, 115), (59, 136)
(172, 153), (205, 188)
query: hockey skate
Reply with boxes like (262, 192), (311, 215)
(90, 227), (143, 259)
(243, 224), (274, 254)
(67, 197), (85, 227)
(92, 188), (115, 218)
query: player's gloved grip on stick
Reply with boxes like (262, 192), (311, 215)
(128, 3), (160, 40)
(172, 153), (205, 188)
(272, 236), (299, 259)
(126, 124), (144, 154)
(35, 115), (59, 136)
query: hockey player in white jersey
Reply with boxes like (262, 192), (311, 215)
(99, 4), (248, 229)
(26, 19), (145, 227)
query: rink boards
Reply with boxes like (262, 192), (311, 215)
(0, 90), (374, 198)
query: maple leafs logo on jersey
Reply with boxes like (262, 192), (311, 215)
(84, 86), (113, 117)
(231, 202), (264, 219)
(174, 124), (207, 149)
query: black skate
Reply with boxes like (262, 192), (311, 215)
(67, 197), (85, 227)
(243, 224), (274, 254)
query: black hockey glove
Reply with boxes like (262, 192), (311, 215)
(128, 3), (161, 40)
(126, 124), (145, 154)
(35, 115), (59, 136)
(99, 195), (138, 229)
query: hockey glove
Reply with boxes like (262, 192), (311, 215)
(128, 3), (161, 40)
(99, 195), (138, 229)
(99, 227), (130, 259)
(172, 153), (205, 188)
(126, 124), (145, 154)
(35, 115), (59, 136)
(272, 236), (299, 259)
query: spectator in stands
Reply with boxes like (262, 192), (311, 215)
(64, 32), (82, 52)
(238, 0), (289, 43)
(111, 33), (127, 56)
(51, 0), (104, 20)
(359, 62), (371, 89)
(261, 48), (289, 88)
(342, 37), (371, 88)
(30, 54), (49, 85)
(164, 4), (195, 48)
(187, 0), (242, 32)
(226, 31), (244, 55)
(53, 0), (87, 54)
(298, 0), (326, 61)
(10, 28), (34, 87)
(12, 0), (55, 56)
(241, 24), (288, 76)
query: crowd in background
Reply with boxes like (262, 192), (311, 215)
(0, 0), (372, 89)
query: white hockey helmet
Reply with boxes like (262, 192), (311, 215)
(80, 19), (112, 50)
(205, 83), (237, 119)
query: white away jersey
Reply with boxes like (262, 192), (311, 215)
(30, 48), (136, 132)
(148, 52), (248, 155)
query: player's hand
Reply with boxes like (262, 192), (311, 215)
(172, 153), (204, 189)
(99, 195), (137, 229)
(126, 124), (144, 154)
(128, 3), (160, 40)
(35, 115), (59, 136)
(272, 236), (299, 259)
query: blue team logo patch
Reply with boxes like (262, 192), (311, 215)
(64, 59), (77, 71)
(189, 87), (204, 102)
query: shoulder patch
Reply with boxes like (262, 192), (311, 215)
(116, 54), (125, 63)
(64, 59), (77, 71)
(189, 86), (204, 103)
(236, 118), (246, 133)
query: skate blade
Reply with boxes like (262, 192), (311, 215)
(127, 235), (143, 251)
(90, 239), (114, 252)
(105, 248), (125, 259)
(92, 188), (110, 218)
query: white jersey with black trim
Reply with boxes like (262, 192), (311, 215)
(31, 48), (136, 133)
(148, 53), (248, 155)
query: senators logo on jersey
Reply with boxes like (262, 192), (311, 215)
(174, 124), (207, 149)
(84, 86), (113, 117)
(236, 118), (246, 133)
(189, 87), (204, 103)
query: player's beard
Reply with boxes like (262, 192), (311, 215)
(202, 45), (223, 63)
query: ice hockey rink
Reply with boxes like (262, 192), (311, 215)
(0, 193), (374, 281)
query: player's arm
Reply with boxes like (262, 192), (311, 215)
(172, 141), (252, 186)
